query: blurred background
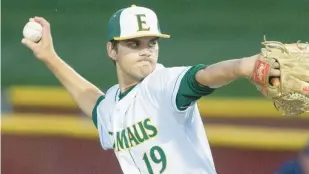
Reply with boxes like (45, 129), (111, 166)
(2, 0), (309, 173)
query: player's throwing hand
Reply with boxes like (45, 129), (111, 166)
(21, 17), (57, 62)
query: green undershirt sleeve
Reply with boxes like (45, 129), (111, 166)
(176, 64), (215, 111)
(92, 95), (105, 128)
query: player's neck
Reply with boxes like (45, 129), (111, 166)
(116, 68), (139, 93)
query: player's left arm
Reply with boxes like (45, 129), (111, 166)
(195, 54), (280, 88)
(175, 55), (280, 111)
(195, 55), (259, 88)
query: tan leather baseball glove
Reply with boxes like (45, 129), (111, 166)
(250, 39), (309, 116)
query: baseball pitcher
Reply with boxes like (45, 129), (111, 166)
(21, 4), (309, 174)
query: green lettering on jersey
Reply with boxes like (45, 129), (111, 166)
(143, 118), (158, 138)
(127, 127), (139, 148)
(133, 122), (150, 143)
(114, 118), (158, 151)
(116, 129), (129, 151)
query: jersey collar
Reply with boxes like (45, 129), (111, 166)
(118, 84), (137, 100)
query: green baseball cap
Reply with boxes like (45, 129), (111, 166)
(107, 5), (170, 41)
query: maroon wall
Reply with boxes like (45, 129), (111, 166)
(2, 134), (297, 174)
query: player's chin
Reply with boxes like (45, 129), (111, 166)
(136, 66), (153, 80)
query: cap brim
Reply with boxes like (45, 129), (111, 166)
(113, 33), (170, 40)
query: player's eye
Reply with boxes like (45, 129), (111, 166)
(149, 41), (157, 47)
(127, 42), (139, 48)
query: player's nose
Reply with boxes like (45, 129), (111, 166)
(139, 48), (152, 57)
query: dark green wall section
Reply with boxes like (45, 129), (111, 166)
(2, 0), (308, 97)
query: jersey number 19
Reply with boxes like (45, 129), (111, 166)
(142, 145), (167, 174)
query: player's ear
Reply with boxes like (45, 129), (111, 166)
(106, 41), (117, 61)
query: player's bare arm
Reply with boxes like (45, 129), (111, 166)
(195, 55), (280, 88)
(21, 16), (104, 117)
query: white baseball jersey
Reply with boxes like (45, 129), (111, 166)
(93, 64), (217, 174)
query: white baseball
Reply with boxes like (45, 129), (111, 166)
(23, 21), (43, 42)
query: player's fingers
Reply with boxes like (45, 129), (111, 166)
(21, 38), (37, 50)
(270, 77), (280, 87)
(273, 62), (280, 69)
(33, 16), (51, 40)
(270, 69), (280, 77)
(33, 16), (50, 28)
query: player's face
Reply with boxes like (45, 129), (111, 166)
(115, 36), (159, 81)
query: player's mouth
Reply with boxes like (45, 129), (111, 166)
(138, 59), (152, 65)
